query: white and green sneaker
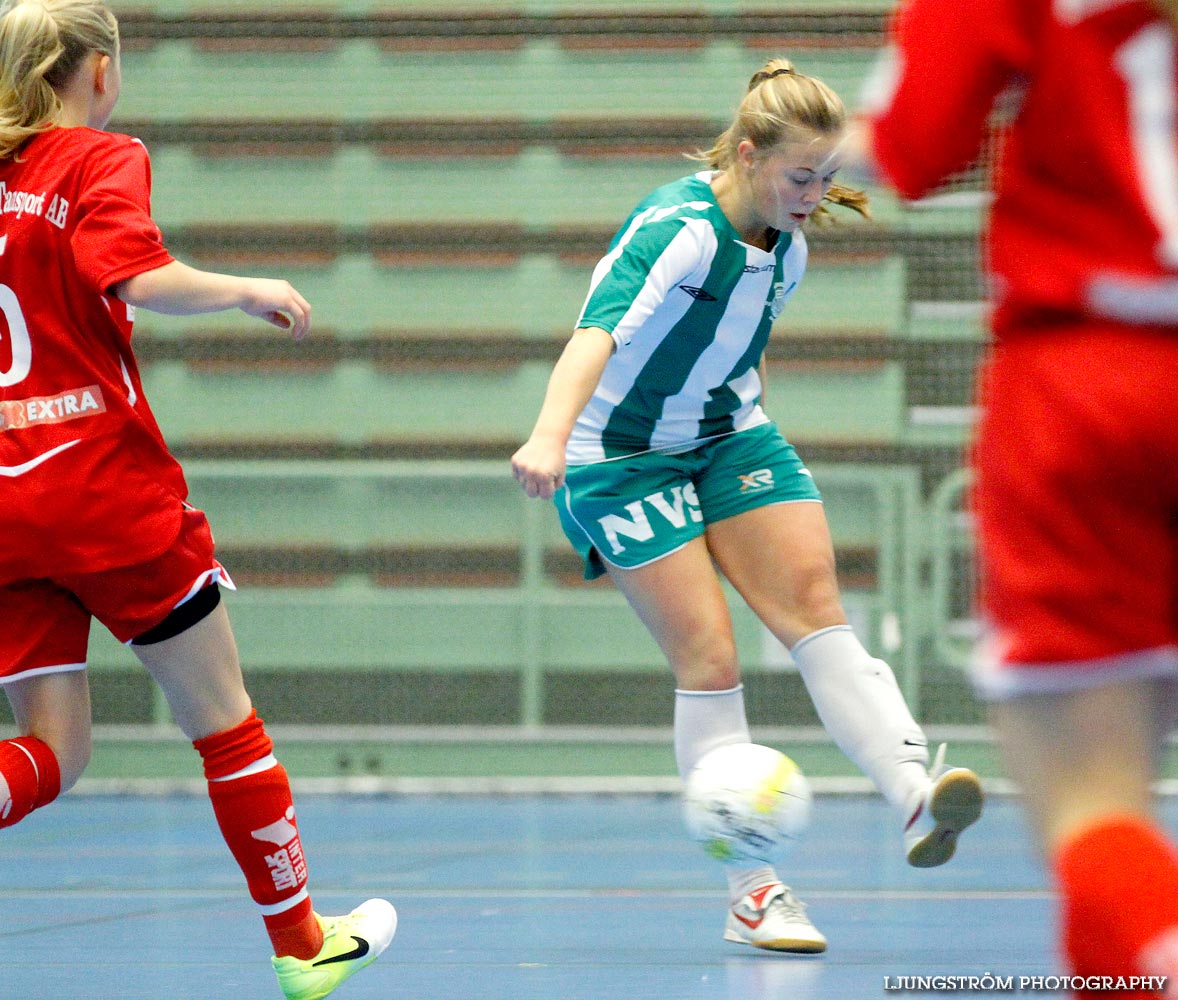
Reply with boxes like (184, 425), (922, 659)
(272, 898), (397, 1000)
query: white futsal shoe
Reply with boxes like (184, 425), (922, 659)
(903, 743), (984, 868)
(723, 882), (828, 953)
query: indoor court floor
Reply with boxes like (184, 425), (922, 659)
(0, 790), (1085, 999)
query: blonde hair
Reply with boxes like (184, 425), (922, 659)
(695, 58), (869, 225)
(0, 0), (118, 159)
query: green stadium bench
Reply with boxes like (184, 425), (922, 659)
(138, 347), (907, 452)
(114, 32), (880, 123)
(140, 359), (550, 447)
(117, 9), (890, 53)
(114, 116), (910, 233)
(175, 458), (900, 594)
(120, 0), (896, 16)
(77, 456), (925, 726)
(129, 223), (907, 341)
(118, 116), (722, 158)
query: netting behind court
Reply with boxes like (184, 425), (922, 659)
(2, 0), (1024, 788)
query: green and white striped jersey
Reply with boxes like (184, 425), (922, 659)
(567, 171), (806, 464)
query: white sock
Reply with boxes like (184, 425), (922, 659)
(674, 686), (779, 901)
(673, 685), (751, 778)
(791, 625), (930, 812)
(725, 865), (780, 904)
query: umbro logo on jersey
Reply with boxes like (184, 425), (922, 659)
(679, 285), (717, 301)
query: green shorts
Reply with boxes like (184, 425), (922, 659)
(556, 422), (823, 580)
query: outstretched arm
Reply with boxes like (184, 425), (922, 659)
(112, 260), (311, 340)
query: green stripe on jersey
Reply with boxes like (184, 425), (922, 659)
(601, 235), (749, 452)
(568, 172), (804, 463)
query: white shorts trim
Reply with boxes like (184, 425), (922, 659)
(971, 638), (1178, 702)
(592, 502), (819, 572)
(176, 565), (237, 608)
(595, 538), (693, 576)
(120, 565), (238, 647)
(0, 661), (87, 686)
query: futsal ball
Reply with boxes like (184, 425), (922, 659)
(683, 743), (812, 865)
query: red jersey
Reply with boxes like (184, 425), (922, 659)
(864, 0), (1178, 335)
(0, 127), (182, 582)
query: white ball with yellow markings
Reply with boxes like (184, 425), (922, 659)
(683, 743), (812, 864)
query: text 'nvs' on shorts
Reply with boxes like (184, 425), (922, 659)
(556, 422), (822, 580)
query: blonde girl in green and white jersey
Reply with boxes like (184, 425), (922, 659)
(564, 168), (805, 464)
(512, 59), (983, 953)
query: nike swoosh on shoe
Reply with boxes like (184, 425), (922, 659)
(312, 936), (370, 967)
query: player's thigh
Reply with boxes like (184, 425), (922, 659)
(0, 578), (94, 783)
(130, 600), (251, 741)
(605, 538), (739, 689)
(694, 425), (841, 645)
(5, 669), (94, 789)
(989, 677), (1167, 855)
(63, 506), (249, 741)
(706, 502), (845, 647)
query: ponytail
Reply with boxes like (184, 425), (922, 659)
(0, 0), (118, 160)
(693, 57), (869, 224)
(818, 183), (870, 225)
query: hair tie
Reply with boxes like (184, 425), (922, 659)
(750, 66), (796, 88)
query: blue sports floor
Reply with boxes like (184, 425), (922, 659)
(0, 791), (1078, 999)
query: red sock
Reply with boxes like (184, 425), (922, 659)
(194, 710), (323, 959)
(0, 737), (61, 828)
(1055, 816), (1178, 998)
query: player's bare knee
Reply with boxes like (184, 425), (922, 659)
(764, 570), (846, 646)
(670, 635), (741, 690)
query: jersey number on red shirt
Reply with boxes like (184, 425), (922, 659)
(0, 284), (32, 387)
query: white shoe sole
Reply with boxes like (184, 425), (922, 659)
(723, 927), (828, 953)
(906, 769), (983, 868)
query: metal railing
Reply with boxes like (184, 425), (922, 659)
(87, 459), (931, 727)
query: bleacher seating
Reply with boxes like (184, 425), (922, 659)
(67, 1), (989, 729)
(84, 459), (928, 725)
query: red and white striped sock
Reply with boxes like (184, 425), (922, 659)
(0, 736), (60, 829)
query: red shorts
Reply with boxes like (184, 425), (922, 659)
(970, 324), (1178, 698)
(0, 506), (231, 684)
